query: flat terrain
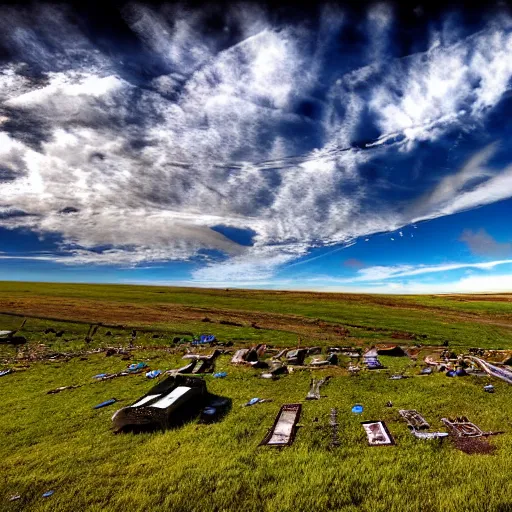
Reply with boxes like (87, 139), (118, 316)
(1, 282), (512, 511)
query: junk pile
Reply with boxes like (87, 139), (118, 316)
(259, 403), (302, 447)
(112, 375), (208, 433)
(399, 410), (448, 439)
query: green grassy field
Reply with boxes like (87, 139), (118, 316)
(1, 283), (512, 512)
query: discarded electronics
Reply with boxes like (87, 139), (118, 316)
(306, 377), (330, 400)
(363, 349), (385, 370)
(286, 349), (307, 366)
(112, 375), (207, 433)
(399, 410), (448, 440)
(361, 421), (395, 446)
(0, 318), (27, 345)
(260, 403), (302, 447)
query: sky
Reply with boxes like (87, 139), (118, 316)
(0, 0), (511, 293)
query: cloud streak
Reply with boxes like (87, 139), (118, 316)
(0, 3), (512, 281)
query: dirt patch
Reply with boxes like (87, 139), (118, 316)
(452, 437), (496, 455)
(391, 331), (417, 340)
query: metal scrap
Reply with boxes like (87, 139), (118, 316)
(306, 377), (331, 400)
(399, 410), (430, 430)
(259, 403), (302, 447)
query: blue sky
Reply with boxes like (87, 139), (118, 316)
(0, 2), (511, 293)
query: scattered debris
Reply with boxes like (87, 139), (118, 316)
(183, 350), (221, 374)
(259, 403), (302, 447)
(465, 356), (512, 385)
(399, 410), (430, 430)
(386, 401), (393, 407)
(261, 360), (289, 379)
(146, 370), (162, 379)
(420, 367), (433, 375)
(9, 495), (21, 501)
(286, 349), (307, 366)
(377, 344), (407, 355)
(363, 349), (385, 370)
(441, 417), (502, 438)
(243, 398), (272, 407)
(191, 334), (216, 346)
(348, 363), (361, 375)
(42, 491), (54, 498)
(47, 384), (82, 394)
(112, 375), (207, 433)
(84, 324), (99, 344)
(94, 398), (117, 409)
(0, 369), (13, 377)
(352, 404), (363, 414)
(0, 318), (27, 345)
(128, 362), (148, 373)
(484, 384), (495, 393)
(306, 377), (330, 400)
(165, 360), (197, 375)
(213, 372), (227, 378)
(361, 421), (395, 446)
(389, 374), (409, 380)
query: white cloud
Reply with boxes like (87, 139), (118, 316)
(0, 4), (512, 283)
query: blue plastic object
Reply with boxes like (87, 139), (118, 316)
(93, 398), (117, 409)
(351, 404), (364, 414)
(0, 369), (12, 377)
(93, 373), (107, 379)
(247, 397), (260, 406)
(192, 334), (216, 346)
(128, 362), (147, 372)
(455, 368), (467, 377)
(146, 370), (162, 379)
(42, 491), (54, 498)
(446, 370), (456, 377)
(213, 372), (227, 378)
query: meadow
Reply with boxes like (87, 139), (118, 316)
(1, 282), (512, 512)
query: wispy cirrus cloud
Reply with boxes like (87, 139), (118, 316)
(0, 3), (512, 283)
